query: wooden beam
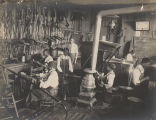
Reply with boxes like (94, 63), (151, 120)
(2, 0), (156, 5)
(65, 0), (156, 5)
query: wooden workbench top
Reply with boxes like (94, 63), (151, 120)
(2, 63), (29, 74)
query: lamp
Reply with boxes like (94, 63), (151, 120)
(140, 4), (144, 11)
(140, 0), (144, 11)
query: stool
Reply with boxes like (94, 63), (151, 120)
(128, 97), (143, 114)
(104, 88), (122, 104)
(119, 86), (134, 102)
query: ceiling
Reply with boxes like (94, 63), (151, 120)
(1, 0), (156, 5)
(65, 0), (156, 5)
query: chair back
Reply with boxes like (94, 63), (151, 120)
(0, 67), (8, 96)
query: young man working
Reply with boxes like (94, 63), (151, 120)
(97, 63), (116, 90)
(26, 61), (59, 105)
(57, 48), (73, 100)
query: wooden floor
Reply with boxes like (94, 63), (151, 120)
(1, 67), (156, 120)
(0, 100), (156, 120)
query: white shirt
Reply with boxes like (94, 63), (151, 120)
(69, 43), (78, 54)
(45, 55), (53, 63)
(105, 70), (115, 89)
(57, 55), (73, 72)
(126, 53), (133, 61)
(132, 64), (144, 86)
(40, 70), (59, 89)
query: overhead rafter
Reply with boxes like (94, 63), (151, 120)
(64, 0), (156, 5)
(1, 0), (156, 5)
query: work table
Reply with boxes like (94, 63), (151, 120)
(2, 62), (29, 74)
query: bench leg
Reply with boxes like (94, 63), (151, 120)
(12, 94), (19, 118)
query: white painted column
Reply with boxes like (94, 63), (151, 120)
(91, 15), (102, 70)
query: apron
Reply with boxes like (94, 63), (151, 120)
(59, 59), (71, 99)
(60, 59), (70, 85)
(28, 87), (58, 103)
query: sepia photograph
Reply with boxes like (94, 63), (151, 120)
(0, 0), (156, 120)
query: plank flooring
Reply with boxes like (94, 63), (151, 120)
(0, 66), (156, 120)
(1, 101), (156, 120)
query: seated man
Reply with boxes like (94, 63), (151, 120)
(131, 59), (149, 98)
(96, 63), (116, 91)
(31, 49), (53, 72)
(43, 49), (53, 72)
(132, 59), (144, 86)
(125, 50), (135, 62)
(26, 61), (59, 105)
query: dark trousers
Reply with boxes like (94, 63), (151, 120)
(26, 87), (58, 104)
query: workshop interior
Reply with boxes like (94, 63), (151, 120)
(0, 0), (156, 120)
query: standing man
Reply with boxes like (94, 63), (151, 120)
(57, 48), (73, 73)
(69, 38), (79, 66)
(57, 48), (73, 100)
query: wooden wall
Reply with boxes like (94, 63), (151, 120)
(0, 2), (96, 41)
(120, 12), (156, 58)
(0, 2), (97, 62)
(1, 2), (156, 61)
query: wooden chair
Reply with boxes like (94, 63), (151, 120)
(0, 66), (23, 119)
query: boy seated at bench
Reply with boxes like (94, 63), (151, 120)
(26, 61), (59, 106)
(96, 63), (116, 92)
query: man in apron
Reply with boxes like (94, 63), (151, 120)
(57, 48), (73, 100)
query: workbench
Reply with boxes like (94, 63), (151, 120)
(1, 63), (29, 98)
